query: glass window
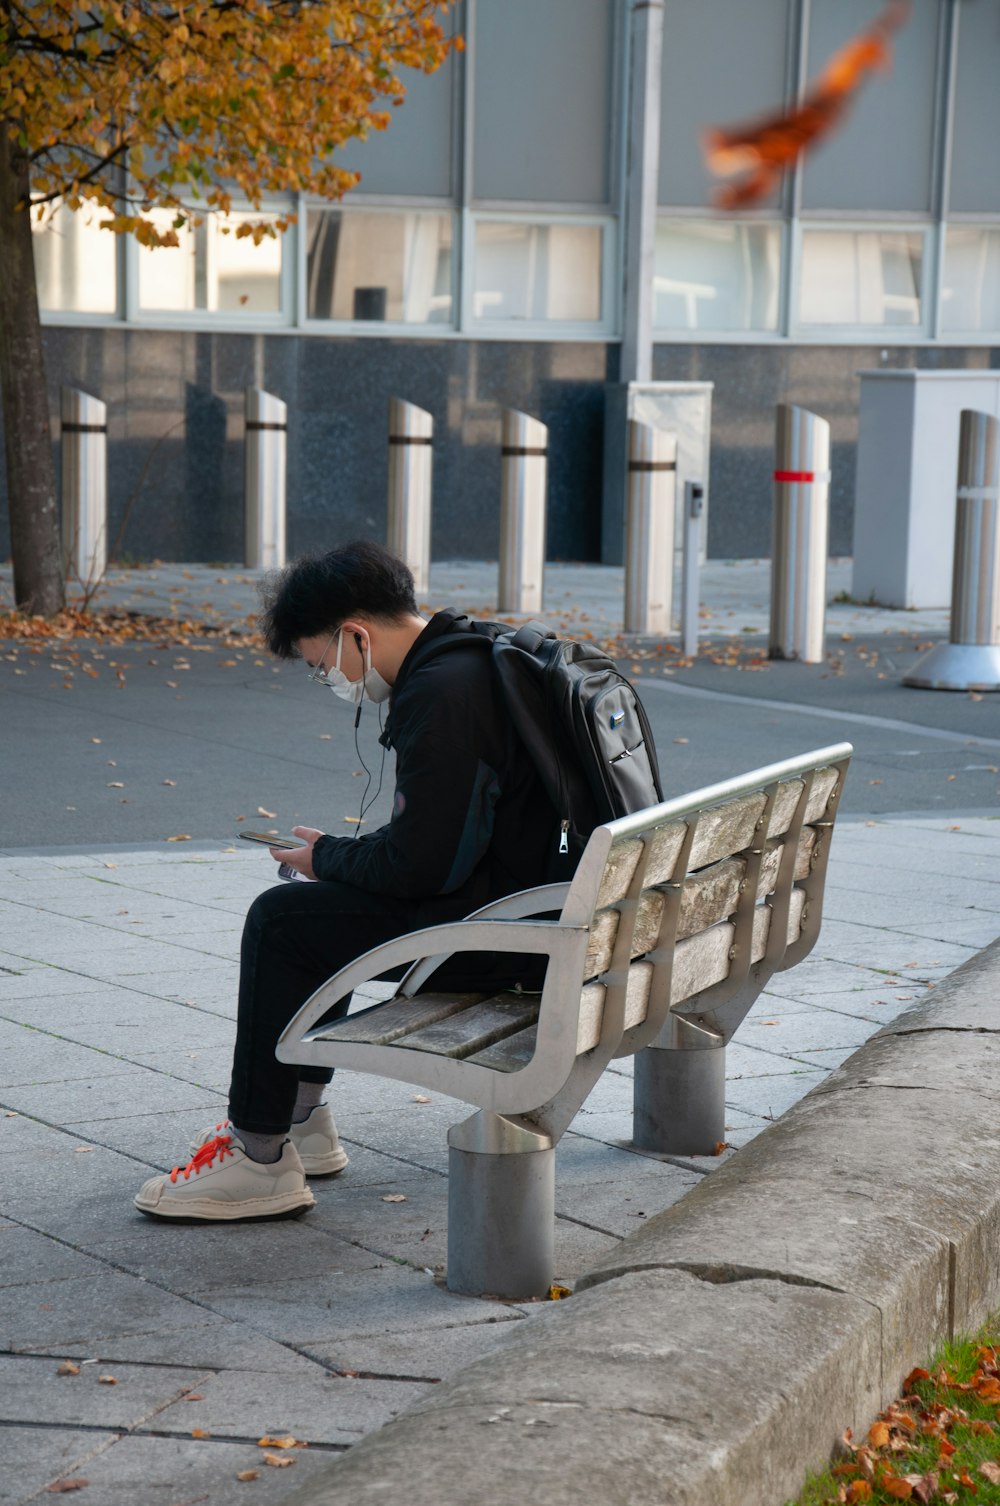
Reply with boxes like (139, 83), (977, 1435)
(940, 227), (1000, 334)
(472, 221), (603, 323)
(654, 220), (781, 331)
(333, 35), (456, 199)
(306, 209), (453, 324)
(801, 0), (941, 213)
(659, 0), (791, 209)
(798, 229), (923, 327)
(474, 0), (614, 204)
(32, 201), (118, 314)
(949, 2), (1000, 213)
(137, 211), (283, 314)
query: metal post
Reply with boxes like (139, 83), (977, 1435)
(681, 479), (705, 659)
(244, 388), (287, 570)
(499, 410), (548, 615)
(446, 1111), (555, 1299)
(61, 388), (107, 589)
(633, 1021), (726, 1157)
(769, 403), (831, 664)
(904, 409), (1000, 691)
(624, 421), (676, 635)
(620, 0), (665, 385)
(387, 398), (433, 596)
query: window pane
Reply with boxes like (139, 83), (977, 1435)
(950, 2), (1000, 213)
(334, 35), (456, 198)
(654, 220), (780, 331)
(474, 0), (613, 204)
(801, 0), (941, 212)
(137, 211), (283, 314)
(940, 227), (1000, 333)
(472, 222), (602, 323)
(306, 210), (453, 324)
(659, 0), (791, 209)
(799, 229), (923, 327)
(32, 202), (117, 314)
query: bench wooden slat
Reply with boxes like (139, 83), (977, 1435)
(577, 887), (807, 1053)
(396, 994), (541, 1059)
(585, 826), (818, 978)
(312, 991), (489, 1046)
(594, 767), (837, 910)
(465, 1024), (539, 1072)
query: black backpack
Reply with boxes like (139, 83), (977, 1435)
(416, 612), (664, 866)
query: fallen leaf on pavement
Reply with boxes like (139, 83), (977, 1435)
(236, 1470), (259, 1482)
(413, 1095), (431, 1104)
(97, 1375), (116, 1385)
(547, 1284), (572, 1300)
(382, 1194), (407, 1203)
(166, 835), (192, 842)
(257, 807), (277, 818)
(56, 1361), (80, 1376)
(262, 1454), (295, 1468)
(162, 779), (176, 786)
(191, 1427), (211, 1439)
(257, 1435), (307, 1450)
(45, 1480), (89, 1494)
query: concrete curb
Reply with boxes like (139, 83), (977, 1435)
(288, 938), (1000, 1506)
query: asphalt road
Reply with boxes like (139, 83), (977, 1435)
(1, 629), (997, 849)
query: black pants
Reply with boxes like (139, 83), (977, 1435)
(227, 880), (420, 1134)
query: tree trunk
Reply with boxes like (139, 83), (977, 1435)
(0, 119), (64, 616)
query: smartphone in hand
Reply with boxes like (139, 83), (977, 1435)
(238, 831), (301, 849)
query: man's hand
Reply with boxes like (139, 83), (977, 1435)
(271, 825), (324, 880)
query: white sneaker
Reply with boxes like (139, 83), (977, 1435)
(134, 1134), (315, 1222)
(190, 1104), (348, 1177)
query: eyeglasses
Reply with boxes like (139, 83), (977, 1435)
(307, 631), (339, 684)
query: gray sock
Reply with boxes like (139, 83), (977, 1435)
(292, 1081), (327, 1124)
(232, 1126), (286, 1164)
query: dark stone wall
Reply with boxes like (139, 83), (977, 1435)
(1, 329), (997, 564)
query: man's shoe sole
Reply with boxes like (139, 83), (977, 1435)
(133, 1190), (315, 1222)
(300, 1145), (349, 1177)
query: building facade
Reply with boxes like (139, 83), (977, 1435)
(4, 0), (1000, 566)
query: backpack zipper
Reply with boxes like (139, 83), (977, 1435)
(559, 819), (570, 854)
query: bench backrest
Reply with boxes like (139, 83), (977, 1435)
(559, 743), (853, 1061)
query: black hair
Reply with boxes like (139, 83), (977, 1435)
(260, 540), (419, 658)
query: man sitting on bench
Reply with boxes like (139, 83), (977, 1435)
(135, 540), (565, 1222)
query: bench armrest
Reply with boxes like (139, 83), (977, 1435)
(276, 916), (584, 1064)
(397, 883), (571, 996)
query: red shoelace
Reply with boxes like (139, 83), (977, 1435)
(169, 1134), (235, 1184)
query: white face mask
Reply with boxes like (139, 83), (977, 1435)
(316, 629), (391, 706)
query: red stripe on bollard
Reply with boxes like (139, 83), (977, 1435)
(773, 469), (815, 483)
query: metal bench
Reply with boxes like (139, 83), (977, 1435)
(277, 742), (852, 1299)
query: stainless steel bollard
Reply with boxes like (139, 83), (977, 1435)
(904, 409), (1000, 691)
(633, 1015), (726, 1156)
(387, 398), (433, 595)
(499, 410), (548, 615)
(681, 479), (705, 659)
(769, 403), (831, 664)
(446, 1111), (555, 1299)
(624, 421), (676, 634)
(61, 387), (107, 588)
(244, 388), (287, 570)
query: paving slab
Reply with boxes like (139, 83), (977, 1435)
(0, 1426), (119, 1506)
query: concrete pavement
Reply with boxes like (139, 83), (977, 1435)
(1, 559), (998, 1503)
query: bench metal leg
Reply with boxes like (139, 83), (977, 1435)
(632, 1041), (726, 1156)
(447, 1110), (554, 1299)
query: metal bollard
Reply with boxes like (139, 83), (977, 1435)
(904, 409), (1000, 691)
(624, 420), (676, 634)
(499, 410), (548, 615)
(768, 403), (831, 664)
(681, 480), (705, 659)
(387, 398), (433, 595)
(61, 387), (107, 588)
(244, 388), (287, 570)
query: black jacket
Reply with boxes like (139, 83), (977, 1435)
(310, 611), (563, 927)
